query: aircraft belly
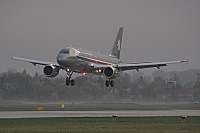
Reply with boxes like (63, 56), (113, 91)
(58, 58), (96, 74)
(58, 59), (81, 70)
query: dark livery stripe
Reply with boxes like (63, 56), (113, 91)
(77, 55), (112, 65)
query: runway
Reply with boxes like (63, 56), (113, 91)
(0, 110), (199, 118)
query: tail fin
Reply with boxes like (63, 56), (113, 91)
(109, 27), (123, 59)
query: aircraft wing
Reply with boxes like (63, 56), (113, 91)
(118, 60), (188, 71)
(11, 56), (61, 68)
(94, 60), (188, 71)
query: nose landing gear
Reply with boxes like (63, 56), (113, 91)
(65, 69), (75, 86)
(66, 77), (75, 86)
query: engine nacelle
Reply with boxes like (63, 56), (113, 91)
(104, 67), (118, 79)
(43, 65), (59, 77)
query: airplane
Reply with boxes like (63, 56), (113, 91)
(12, 27), (188, 87)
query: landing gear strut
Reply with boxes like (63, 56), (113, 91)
(66, 71), (75, 86)
(105, 80), (114, 87)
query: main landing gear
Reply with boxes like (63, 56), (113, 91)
(105, 80), (114, 87)
(66, 70), (75, 86)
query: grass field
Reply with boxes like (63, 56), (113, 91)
(0, 117), (199, 133)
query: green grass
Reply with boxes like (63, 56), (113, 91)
(0, 117), (199, 133)
(0, 102), (200, 111)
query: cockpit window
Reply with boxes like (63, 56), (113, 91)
(60, 49), (69, 54)
(59, 48), (79, 56)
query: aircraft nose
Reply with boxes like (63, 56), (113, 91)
(57, 54), (65, 62)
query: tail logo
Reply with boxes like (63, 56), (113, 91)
(117, 40), (121, 51)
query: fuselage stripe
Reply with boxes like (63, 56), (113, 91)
(77, 55), (112, 65)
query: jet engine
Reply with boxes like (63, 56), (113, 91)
(43, 65), (59, 77)
(104, 67), (118, 79)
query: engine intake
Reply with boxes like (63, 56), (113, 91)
(104, 67), (117, 79)
(43, 65), (59, 77)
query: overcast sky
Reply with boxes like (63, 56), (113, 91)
(0, 0), (199, 75)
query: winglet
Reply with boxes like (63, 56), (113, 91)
(181, 59), (189, 64)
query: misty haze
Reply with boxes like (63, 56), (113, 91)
(0, 0), (200, 103)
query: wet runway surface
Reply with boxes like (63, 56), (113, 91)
(0, 110), (199, 118)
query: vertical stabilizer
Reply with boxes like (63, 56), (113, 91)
(110, 27), (123, 59)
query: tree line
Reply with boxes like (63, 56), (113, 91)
(0, 69), (200, 102)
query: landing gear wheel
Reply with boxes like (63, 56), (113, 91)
(105, 80), (109, 87)
(66, 77), (75, 86)
(71, 79), (75, 86)
(110, 80), (114, 87)
(105, 80), (114, 87)
(66, 77), (70, 86)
